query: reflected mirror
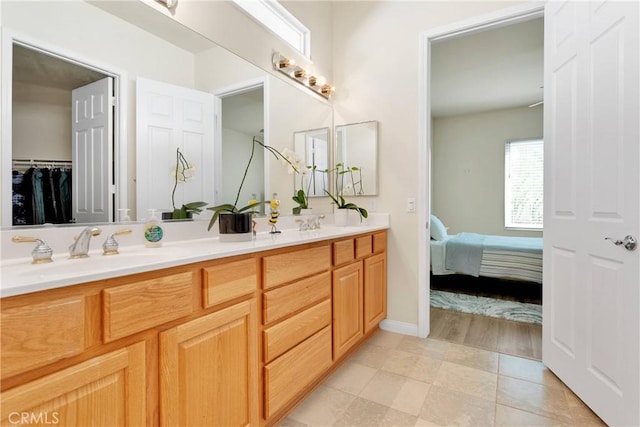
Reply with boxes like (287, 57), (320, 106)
(293, 128), (329, 197)
(335, 121), (378, 196)
(1, 0), (333, 226)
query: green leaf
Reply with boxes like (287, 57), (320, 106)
(172, 208), (187, 219)
(238, 201), (268, 212)
(324, 190), (340, 206)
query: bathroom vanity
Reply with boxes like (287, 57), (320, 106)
(0, 224), (387, 426)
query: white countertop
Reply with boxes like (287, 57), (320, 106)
(1, 214), (389, 298)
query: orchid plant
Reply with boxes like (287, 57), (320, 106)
(170, 148), (207, 219)
(281, 148), (317, 214)
(325, 163), (368, 221)
(281, 148), (332, 214)
(207, 137), (298, 230)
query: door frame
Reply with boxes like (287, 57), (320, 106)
(212, 76), (269, 207)
(417, 3), (544, 338)
(1, 29), (128, 225)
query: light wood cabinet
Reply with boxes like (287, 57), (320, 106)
(332, 231), (387, 362)
(364, 252), (387, 334)
(203, 257), (257, 308)
(262, 272), (331, 325)
(1, 341), (146, 426)
(263, 245), (331, 289)
(356, 235), (373, 259)
(160, 299), (258, 427)
(1, 230), (387, 427)
(332, 261), (364, 360)
(264, 326), (332, 419)
(103, 270), (195, 342)
(1, 296), (86, 378)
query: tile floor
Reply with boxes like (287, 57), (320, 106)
(280, 330), (606, 427)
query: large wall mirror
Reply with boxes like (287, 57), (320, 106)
(335, 120), (378, 196)
(0, 0), (333, 227)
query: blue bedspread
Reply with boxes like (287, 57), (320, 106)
(444, 233), (543, 277)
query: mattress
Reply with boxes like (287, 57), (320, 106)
(430, 233), (543, 284)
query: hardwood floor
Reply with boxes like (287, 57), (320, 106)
(429, 307), (542, 360)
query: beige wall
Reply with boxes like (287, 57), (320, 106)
(145, 0), (334, 86)
(3, 0), (536, 329)
(432, 106), (543, 238)
(12, 82), (71, 161)
(332, 1), (529, 326)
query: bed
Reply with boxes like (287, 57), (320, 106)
(430, 215), (543, 284)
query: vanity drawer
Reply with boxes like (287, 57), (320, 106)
(202, 257), (257, 308)
(103, 271), (194, 342)
(263, 245), (331, 290)
(1, 296), (86, 378)
(263, 272), (331, 324)
(373, 231), (387, 253)
(263, 299), (331, 363)
(333, 238), (355, 266)
(356, 235), (373, 259)
(264, 326), (332, 419)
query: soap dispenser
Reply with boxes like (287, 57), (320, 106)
(144, 209), (163, 248)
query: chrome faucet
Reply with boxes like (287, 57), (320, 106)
(69, 227), (101, 258)
(296, 215), (325, 231)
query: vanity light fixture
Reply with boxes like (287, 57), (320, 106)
(272, 52), (334, 99)
(321, 85), (335, 96)
(278, 57), (294, 69)
(155, 0), (177, 10)
(293, 69), (308, 78)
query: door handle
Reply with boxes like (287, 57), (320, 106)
(604, 235), (637, 251)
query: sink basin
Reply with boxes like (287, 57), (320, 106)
(12, 250), (162, 279)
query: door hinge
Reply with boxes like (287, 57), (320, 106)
(110, 96), (117, 106)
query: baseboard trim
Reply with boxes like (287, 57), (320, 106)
(379, 319), (418, 336)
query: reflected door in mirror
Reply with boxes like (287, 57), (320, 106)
(335, 121), (378, 196)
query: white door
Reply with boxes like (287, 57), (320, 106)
(136, 78), (214, 219)
(71, 77), (114, 223)
(543, 1), (639, 426)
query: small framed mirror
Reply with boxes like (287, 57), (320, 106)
(293, 127), (330, 197)
(335, 120), (378, 196)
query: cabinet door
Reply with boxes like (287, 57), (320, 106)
(332, 261), (364, 360)
(364, 252), (387, 333)
(160, 299), (258, 427)
(1, 342), (146, 426)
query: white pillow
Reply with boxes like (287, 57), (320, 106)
(430, 215), (448, 240)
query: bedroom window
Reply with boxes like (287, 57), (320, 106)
(505, 139), (543, 229)
(232, 0), (311, 57)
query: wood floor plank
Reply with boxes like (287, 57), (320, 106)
(430, 307), (542, 360)
(463, 315), (500, 352)
(429, 308), (471, 344)
(497, 320), (538, 359)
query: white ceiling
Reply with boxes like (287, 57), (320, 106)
(431, 17), (544, 118)
(13, 44), (107, 90)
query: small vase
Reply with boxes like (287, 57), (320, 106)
(218, 212), (253, 242)
(334, 209), (349, 226)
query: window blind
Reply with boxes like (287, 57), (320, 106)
(505, 139), (543, 229)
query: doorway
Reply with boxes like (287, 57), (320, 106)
(418, 3), (544, 339)
(213, 77), (268, 214)
(1, 32), (126, 226)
